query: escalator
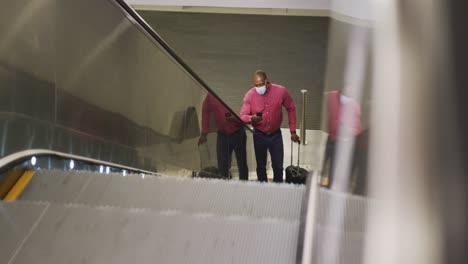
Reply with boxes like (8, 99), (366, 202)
(2, 169), (305, 263)
(0, 0), (382, 263)
(0, 0), (313, 263)
(0, 165), (373, 264)
(0, 0), (462, 263)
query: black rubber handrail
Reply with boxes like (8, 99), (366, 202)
(112, 0), (252, 132)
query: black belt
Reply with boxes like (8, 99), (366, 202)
(254, 129), (281, 136)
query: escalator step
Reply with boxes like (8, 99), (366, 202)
(19, 170), (305, 221)
(311, 188), (374, 264)
(3, 201), (299, 264)
(0, 201), (48, 264)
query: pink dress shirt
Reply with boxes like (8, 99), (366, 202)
(201, 93), (243, 134)
(327, 90), (362, 141)
(240, 83), (297, 134)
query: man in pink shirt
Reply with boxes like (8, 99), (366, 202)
(240, 70), (300, 182)
(323, 87), (362, 188)
(198, 93), (249, 180)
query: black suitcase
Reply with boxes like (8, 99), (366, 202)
(198, 166), (222, 179)
(285, 141), (309, 184)
(195, 142), (226, 179)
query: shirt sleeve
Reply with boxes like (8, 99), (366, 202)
(354, 103), (362, 136)
(201, 95), (211, 134)
(327, 92), (337, 134)
(283, 89), (297, 132)
(240, 93), (253, 124)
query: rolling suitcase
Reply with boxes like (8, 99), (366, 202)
(198, 166), (221, 179)
(285, 141), (309, 184)
(195, 142), (226, 179)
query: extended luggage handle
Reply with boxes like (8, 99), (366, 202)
(290, 140), (301, 167)
(198, 143), (213, 169)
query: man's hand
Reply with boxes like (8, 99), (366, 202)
(226, 115), (237, 123)
(198, 134), (207, 146)
(291, 132), (300, 143)
(251, 115), (263, 123)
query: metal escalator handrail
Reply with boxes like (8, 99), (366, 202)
(111, 0), (253, 133)
(0, 149), (156, 175)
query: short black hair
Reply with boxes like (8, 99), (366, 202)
(254, 70), (267, 80)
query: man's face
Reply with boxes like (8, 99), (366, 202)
(253, 75), (266, 87)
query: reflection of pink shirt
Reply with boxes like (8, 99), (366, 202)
(240, 83), (297, 133)
(201, 93), (243, 134)
(327, 90), (362, 141)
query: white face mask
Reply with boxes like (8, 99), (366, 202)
(340, 94), (351, 104)
(256, 85), (267, 95)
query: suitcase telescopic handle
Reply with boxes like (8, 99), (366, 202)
(290, 140), (301, 167)
(290, 141), (293, 166)
(297, 141), (300, 167)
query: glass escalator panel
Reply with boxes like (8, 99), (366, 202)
(0, 0), (247, 179)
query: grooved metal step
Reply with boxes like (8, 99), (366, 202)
(1, 201), (299, 264)
(0, 202), (49, 264)
(311, 189), (374, 264)
(19, 170), (306, 220)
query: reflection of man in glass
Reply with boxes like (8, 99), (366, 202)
(240, 70), (299, 183)
(198, 93), (249, 180)
(323, 87), (362, 188)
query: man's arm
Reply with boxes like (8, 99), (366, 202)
(283, 89), (300, 143)
(326, 91), (339, 134)
(283, 89), (297, 132)
(199, 96), (211, 145)
(201, 96), (211, 134)
(240, 93), (253, 124)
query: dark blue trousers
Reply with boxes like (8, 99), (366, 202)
(216, 128), (249, 180)
(253, 129), (284, 183)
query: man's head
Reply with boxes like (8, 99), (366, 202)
(340, 86), (350, 97)
(253, 70), (268, 87)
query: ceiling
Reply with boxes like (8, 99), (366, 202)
(125, 0), (330, 10)
(125, 0), (373, 21)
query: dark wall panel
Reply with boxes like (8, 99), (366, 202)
(139, 11), (330, 129)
